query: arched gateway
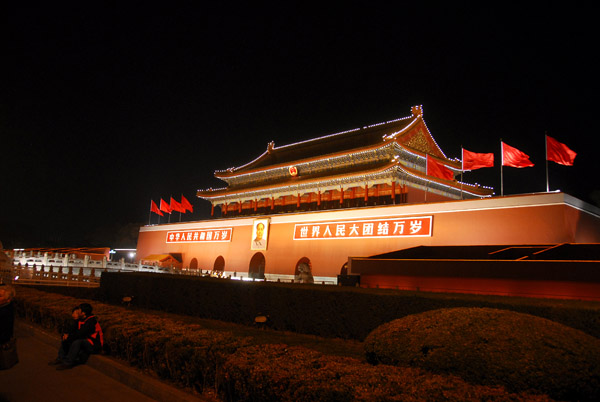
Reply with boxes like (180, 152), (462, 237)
(249, 253), (265, 279)
(294, 257), (314, 283)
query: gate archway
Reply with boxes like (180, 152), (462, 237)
(294, 257), (314, 283)
(214, 256), (225, 271)
(249, 252), (265, 279)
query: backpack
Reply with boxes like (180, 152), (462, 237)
(79, 315), (104, 351)
(93, 321), (104, 348)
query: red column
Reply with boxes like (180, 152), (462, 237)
(391, 181), (396, 204)
(340, 187), (344, 204)
(271, 197), (274, 210)
(254, 199), (257, 212)
(317, 191), (321, 206)
(297, 193), (301, 208)
(224, 203), (228, 215)
(364, 184), (369, 202)
(238, 201), (242, 213)
(211, 203), (215, 216)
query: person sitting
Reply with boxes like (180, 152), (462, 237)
(52, 303), (103, 370)
(48, 306), (81, 366)
(0, 283), (18, 370)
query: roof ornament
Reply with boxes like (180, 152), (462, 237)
(382, 130), (403, 142)
(411, 105), (423, 117)
(267, 141), (275, 154)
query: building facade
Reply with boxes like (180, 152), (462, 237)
(137, 107), (600, 291)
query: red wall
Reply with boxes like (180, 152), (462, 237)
(137, 193), (600, 279)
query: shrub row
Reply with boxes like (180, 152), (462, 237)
(219, 344), (552, 402)
(14, 286), (553, 401)
(99, 272), (600, 340)
(13, 286), (251, 393)
(364, 308), (600, 402)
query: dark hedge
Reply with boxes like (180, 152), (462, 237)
(364, 308), (600, 402)
(98, 272), (600, 340)
(219, 344), (552, 402)
(14, 287), (554, 401)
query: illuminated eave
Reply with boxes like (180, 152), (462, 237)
(214, 112), (420, 180)
(212, 139), (462, 191)
(198, 161), (492, 204)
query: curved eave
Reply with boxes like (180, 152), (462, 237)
(198, 161), (491, 201)
(213, 136), (461, 186)
(214, 113), (420, 179)
(399, 163), (493, 196)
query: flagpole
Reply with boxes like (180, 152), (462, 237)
(148, 200), (152, 225)
(460, 147), (464, 200)
(500, 140), (504, 196)
(545, 132), (549, 192)
(179, 194), (183, 222)
(425, 156), (428, 202)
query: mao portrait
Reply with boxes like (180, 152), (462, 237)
(251, 219), (269, 250)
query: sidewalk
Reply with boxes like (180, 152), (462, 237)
(0, 320), (205, 402)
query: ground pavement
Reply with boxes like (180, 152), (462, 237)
(0, 320), (205, 402)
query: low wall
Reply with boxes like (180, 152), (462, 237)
(350, 258), (600, 301)
(98, 271), (600, 340)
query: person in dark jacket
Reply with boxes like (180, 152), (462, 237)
(0, 284), (15, 345)
(0, 283), (18, 370)
(53, 303), (103, 370)
(49, 306), (81, 365)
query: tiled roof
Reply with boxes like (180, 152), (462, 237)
(215, 109), (436, 178)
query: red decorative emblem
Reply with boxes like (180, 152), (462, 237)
(289, 166), (298, 176)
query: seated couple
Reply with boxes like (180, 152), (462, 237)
(49, 302), (103, 370)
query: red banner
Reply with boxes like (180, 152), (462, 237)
(546, 135), (576, 166)
(160, 198), (172, 214)
(166, 228), (233, 243)
(181, 195), (194, 213)
(293, 216), (432, 240)
(150, 200), (163, 216)
(502, 142), (534, 168)
(426, 155), (454, 180)
(170, 197), (184, 213)
(462, 148), (494, 170)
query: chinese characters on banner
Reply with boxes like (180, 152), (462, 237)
(166, 228), (233, 243)
(293, 216), (432, 240)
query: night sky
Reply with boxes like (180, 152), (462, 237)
(2, 3), (598, 249)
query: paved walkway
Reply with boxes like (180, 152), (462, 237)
(0, 320), (205, 402)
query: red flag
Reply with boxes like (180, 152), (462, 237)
(150, 200), (163, 216)
(462, 148), (494, 170)
(159, 198), (172, 214)
(546, 135), (576, 166)
(426, 155), (454, 180)
(181, 195), (194, 213)
(502, 142), (534, 168)
(170, 197), (184, 213)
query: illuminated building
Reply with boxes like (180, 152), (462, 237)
(136, 106), (600, 300)
(197, 105), (492, 217)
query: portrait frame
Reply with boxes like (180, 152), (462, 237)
(251, 218), (270, 250)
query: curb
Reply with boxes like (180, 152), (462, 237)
(17, 319), (205, 402)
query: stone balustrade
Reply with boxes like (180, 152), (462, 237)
(5, 263), (101, 287)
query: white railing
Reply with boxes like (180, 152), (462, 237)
(1, 264), (98, 287)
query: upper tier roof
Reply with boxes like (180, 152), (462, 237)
(215, 105), (448, 178)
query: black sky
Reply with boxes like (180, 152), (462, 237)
(2, 3), (598, 248)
